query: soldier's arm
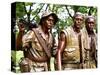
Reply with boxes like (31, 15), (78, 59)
(22, 30), (34, 48)
(16, 23), (25, 50)
(16, 30), (25, 50)
(57, 32), (66, 70)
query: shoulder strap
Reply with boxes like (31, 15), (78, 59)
(32, 28), (51, 58)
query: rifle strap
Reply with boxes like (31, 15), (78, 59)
(78, 33), (83, 63)
(32, 28), (51, 58)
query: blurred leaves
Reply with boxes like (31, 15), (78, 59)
(16, 2), (97, 33)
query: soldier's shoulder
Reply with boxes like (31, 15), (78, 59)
(27, 30), (34, 34)
(24, 29), (36, 38)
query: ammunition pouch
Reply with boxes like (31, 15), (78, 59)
(19, 58), (31, 73)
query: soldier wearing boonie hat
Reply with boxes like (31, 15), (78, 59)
(39, 11), (58, 25)
(21, 11), (58, 72)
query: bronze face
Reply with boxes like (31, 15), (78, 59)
(86, 18), (95, 31)
(43, 15), (55, 29)
(74, 15), (84, 29)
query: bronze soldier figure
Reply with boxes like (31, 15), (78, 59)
(82, 16), (97, 68)
(20, 11), (58, 72)
(57, 12), (84, 70)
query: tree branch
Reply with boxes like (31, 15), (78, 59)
(23, 2), (28, 15)
(45, 4), (49, 11)
(88, 7), (93, 15)
(31, 4), (45, 22)
(29, 3), (33, 14)
(65, 5), (73, 19)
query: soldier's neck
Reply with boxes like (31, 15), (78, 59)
(86, 28), (94, 36)
(73, 25), (80, 33)
(88, 32), (95, 37)
(41, 25), (49, 35)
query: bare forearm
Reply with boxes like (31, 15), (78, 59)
(57, 32), (66, 70)
(57, 51), (62, 70)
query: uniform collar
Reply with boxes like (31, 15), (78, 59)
(37, 25), (51, 42)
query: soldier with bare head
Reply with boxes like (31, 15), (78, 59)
(82, 16), (97, 68)
(57, 12), (84, 70)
